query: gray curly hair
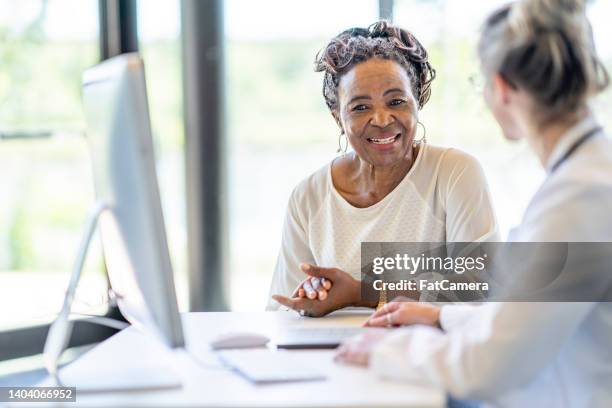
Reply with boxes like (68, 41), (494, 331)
(315, 21), (436, 112)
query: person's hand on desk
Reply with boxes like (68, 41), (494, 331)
(272, 263), (376, 317)
(335, 300), (441, 366)
(334, 330), (388, 367)
(363, 298), (441, 328)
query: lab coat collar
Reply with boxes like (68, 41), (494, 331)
(545, 113), (601, 174)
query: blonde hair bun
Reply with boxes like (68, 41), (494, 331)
(479, 0), (609, 124)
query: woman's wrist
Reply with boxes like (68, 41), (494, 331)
(348, 278), (378, 308)
(428, 305), (442, 329)
(359, 297), (379, 308)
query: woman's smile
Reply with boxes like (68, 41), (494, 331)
(366, 131), (402, 149)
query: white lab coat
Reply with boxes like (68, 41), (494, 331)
(370, 115), (612, 407)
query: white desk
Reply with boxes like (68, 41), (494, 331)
(37, 311), (445, 407)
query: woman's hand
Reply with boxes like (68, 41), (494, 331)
(334, 330), (389, 367)
(272, 263), (374, 317)
(363, 298), (441, 328)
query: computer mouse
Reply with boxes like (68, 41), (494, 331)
(209, 332), (270, 350)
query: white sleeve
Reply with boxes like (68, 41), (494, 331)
(440, 150), (499, 242)
(265, 190), (316, 311)
(370, 301), (594, 400)
(438, 304), (480, 331)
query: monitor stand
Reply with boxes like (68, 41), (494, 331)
(41, 202), (182, 392)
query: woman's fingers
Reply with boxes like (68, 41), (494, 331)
(363, 303), (441, 328)
(317, 288), (328, 300)
(302, 280), (317, 300)
(310, 277), (329, 300)
(291, 276), (310, 297)
(366, 302), (401, 322)
(271, 295), (300, 310)
(291, 264), (337, 302)
(334, 333), (379, 366)
(301, 274), (334, 302)
(310, 277), (322, 291)
(363, 303), (402, 327)
(292, 276), (319, 299)
(364, 310), (402, 327)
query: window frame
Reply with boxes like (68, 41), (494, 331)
(0, 0), (138, 362)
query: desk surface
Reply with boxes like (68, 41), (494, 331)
(40, 311), (444, 407)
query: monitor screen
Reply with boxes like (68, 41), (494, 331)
(82, 53), (184, 349)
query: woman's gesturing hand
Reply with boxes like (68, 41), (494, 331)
(272, 263), (368, 317)
(363, 298), (442, 328)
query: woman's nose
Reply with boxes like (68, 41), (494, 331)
(370, 108), (394, 128)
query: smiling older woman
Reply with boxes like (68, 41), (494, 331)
(267, 21), (499, 315)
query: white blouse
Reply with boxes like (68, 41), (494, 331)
(266, 143), (499, 310)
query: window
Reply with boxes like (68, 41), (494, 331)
(0, 0), (106, 331)
(137, 0), (188, 311)
(225, 0), (379, 311)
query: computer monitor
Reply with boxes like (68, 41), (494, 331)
(78, 53), (185, 349)
(44, 53), (185, 379)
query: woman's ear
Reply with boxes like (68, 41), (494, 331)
(492, 73), (515, 105)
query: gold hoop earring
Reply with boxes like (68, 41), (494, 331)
(337, 130), (348, 155)
(413, 121), (427, 147)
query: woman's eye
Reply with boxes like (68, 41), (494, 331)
(390, 99), (406, 106)
(352, 104), (368, 112)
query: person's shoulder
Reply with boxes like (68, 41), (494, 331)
(563, 133), (612, 187)
(532, 136), (612, 219)
(421, 144), (484, 177)
(521, 135), (612, 241)
(439, 145), (481, 168)
(522, 177), (612, 241)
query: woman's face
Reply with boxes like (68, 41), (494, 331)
(335, 58), (418, 168)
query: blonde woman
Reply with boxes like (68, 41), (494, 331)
(336, 1), (612, 406)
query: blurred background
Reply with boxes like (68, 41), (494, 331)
(1, 0), (611, 336)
